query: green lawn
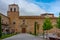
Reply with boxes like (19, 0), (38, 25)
(1, 33), (17, 39)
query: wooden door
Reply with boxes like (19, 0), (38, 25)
(22, 28), (26, 33)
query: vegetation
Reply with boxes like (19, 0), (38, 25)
(1, 33), (17, 39)
(33, 21), (40, 36)
(36, 23), (39, 34)
(34, 21), (37, 35)
(42, 17), (53, 38)
(56, 13), (60, 29)
(43, 18), (53, 30)
(56, 13), (60, 37)
(0, 16), (2, 38)
(37, 23), (39, 30)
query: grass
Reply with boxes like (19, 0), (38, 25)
(1, 33), (17, 39)
(29, 33), (38, 36)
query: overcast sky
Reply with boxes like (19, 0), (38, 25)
(0, 0), (60, 16)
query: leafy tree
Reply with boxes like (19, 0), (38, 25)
(56, 13), (60, 37)
(56, 13), (60, 29)
(43, 17), (53, 38)
(0, 16), (2, 38)
(43, 18), (52, 30)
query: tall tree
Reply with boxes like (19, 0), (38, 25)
(56, 13), (60, 29)
(34, 21), (37, 35)
(43, 17), (53, 38)
(56, 13), (60, 37)
(36, 23), (39, 34)
(0, 16), (2, 38)
(43, 18), (53, 30)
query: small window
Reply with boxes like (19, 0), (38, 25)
(23, 19), (25, 24)
(14, 8), (16, 12)
(10, 8), (12, 12)
(13, 22), (16, 24)
(23, 19), (25, 22)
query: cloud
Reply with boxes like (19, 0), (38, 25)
(1, 0), (60, 16)
(48, 1), (60, 16)
(0, 0), (8, 15)
(0, 0), (46, 16)
(18, 0), (46, 16)
(28, 0), (60, 16)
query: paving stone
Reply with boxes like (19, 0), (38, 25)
(3, 33), (45, 40)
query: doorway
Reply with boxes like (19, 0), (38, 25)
(22, 28), (26, 33)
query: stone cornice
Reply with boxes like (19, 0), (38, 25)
(19, 16), (58, 19)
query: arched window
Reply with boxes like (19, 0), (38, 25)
(10, 8), (12, 12)
(14, 8), (16, 12)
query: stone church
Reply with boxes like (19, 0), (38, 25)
(0, 4), (59, 34)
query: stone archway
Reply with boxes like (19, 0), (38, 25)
(22, 28), (26, 33)
(20, 22), (27, 33)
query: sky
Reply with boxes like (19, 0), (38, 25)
(0, 0), (60, 16)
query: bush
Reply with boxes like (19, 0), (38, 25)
(0, 16), (2, 38)
(1, 33), (17, 39)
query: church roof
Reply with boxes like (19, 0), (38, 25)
(0, 13), (9, 19)
(0, 13), (57, 19)
(19, 16), (57, 19)
(41, 13), (54, 15)
(9, 4), (18, 6)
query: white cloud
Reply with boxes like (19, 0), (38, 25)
(19, 0), (46, 16)
(47, 1), (60, 16)
(33, 0), (60, 16)
(0, 0), (46, 16)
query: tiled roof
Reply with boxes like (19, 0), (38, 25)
(19, 16), (57, 19)
(0, 13), (9, 19)
(41, 13), (54, 15)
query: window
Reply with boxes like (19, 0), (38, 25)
(14, 8), (16, 12)
(23, 19), (25, 22)
(10, 8), (12, 12)
(23, 19), (25, 24)
(13, 22), (16, 24)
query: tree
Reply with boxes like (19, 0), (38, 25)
(42, 17), (53, 39)
(34, 21), (37, 35)
(56, 13), (60, 29)
(56, 13), (60, 37)
(37, 23), (39, 30)
(37, 23), (39, 34)
(0, 16), (2, 38)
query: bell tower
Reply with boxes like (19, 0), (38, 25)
(7, 4), (19, 18)
(7, 4), (20, 33)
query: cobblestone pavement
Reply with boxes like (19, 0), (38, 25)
(3, 33), (45, 40)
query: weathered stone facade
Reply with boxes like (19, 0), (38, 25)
(0, 13), (10, 34)
(0, 4), (60, 34)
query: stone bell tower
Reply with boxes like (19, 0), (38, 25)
(7, 4), (20, 33)
(7, 4), (19, 18)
